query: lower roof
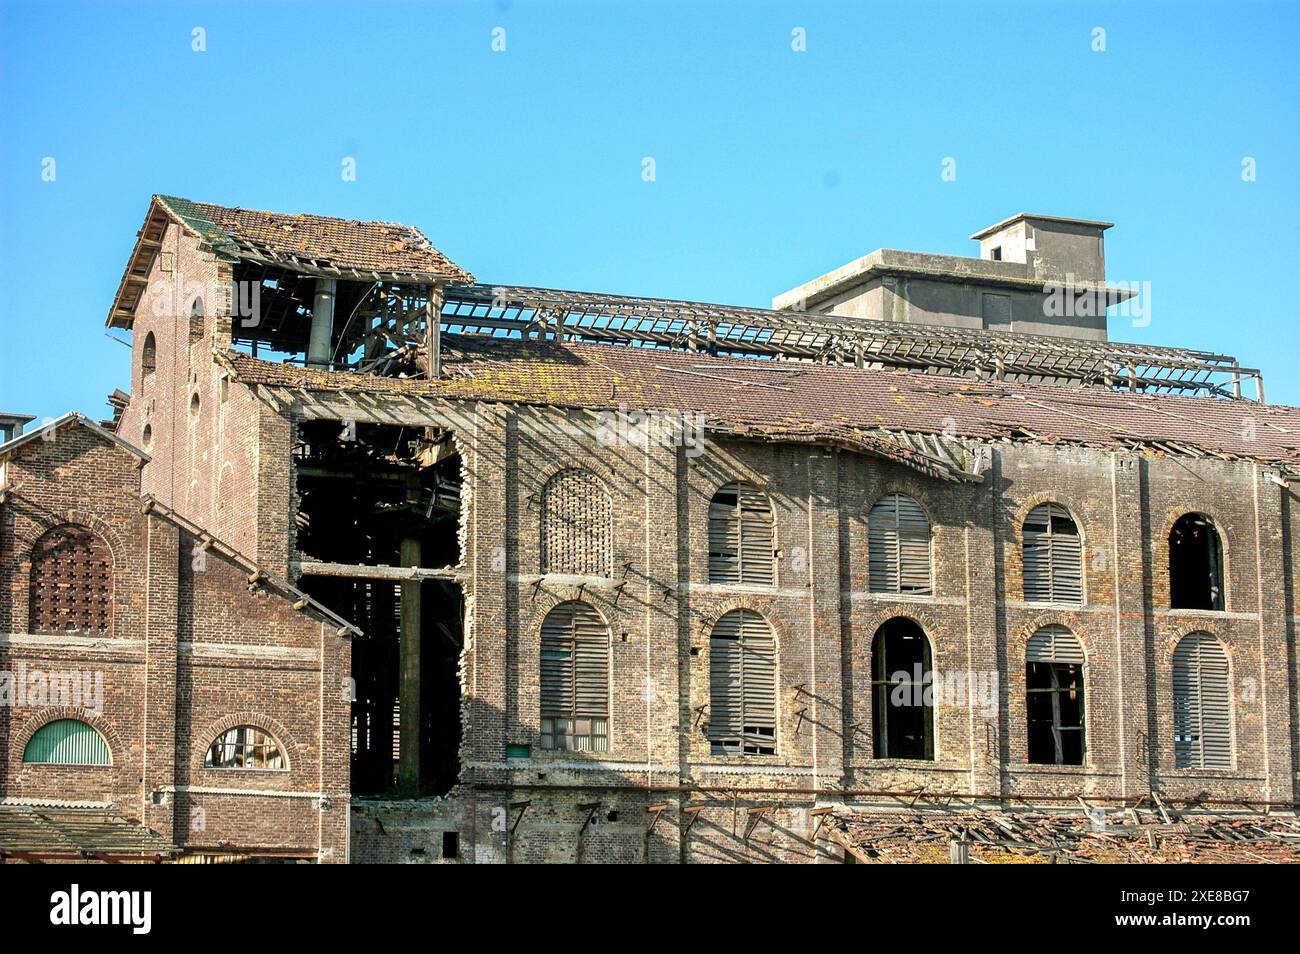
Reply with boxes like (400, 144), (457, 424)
(218, 335), (1300, 476)
(0, 806), (176, 860)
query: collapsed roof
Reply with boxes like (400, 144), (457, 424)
(106, 195), (473, 329)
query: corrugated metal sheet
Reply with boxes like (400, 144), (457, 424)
(540, 601), (610, 751)
(1174, 632), (1232, 769)
(868, 493), (932, 594)
(708, 609), (776, 755)
(1026, 624), (1085, 664)
(1023, 504), (1083, 604)
(22, 720), (111, 766)
(708, 482), (774, 585)
(541, 469), (613, 577)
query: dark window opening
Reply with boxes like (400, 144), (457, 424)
(1169, 513), (1224, 610)
(141, 331), (157, 378)
(1026, 662), (1085, 765)
(441, 831), (459, 859)
(990, 246), (1002, 261)
(871, 618), (934, 760)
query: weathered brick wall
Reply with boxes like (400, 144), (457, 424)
(343, 401), (1297, 863)
(0, 421), (350, 862)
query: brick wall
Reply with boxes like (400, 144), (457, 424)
(0, 420), (350, 862)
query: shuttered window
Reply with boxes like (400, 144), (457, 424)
(541, 469), (613, 577)
(1026, 626), (1086, 765)
(23, 719), (111, 765)
(709, 610), (777, 755)
(1173, 632), (1232, 769)
(28, 524), (112, 635)
(539, 601), (610, 751)
(708, 482), (775, 585)
(1023, 504), (1083, 604)
(868, 494), (932, 594)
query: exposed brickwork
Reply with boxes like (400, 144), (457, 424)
(0, 420), (350, 862)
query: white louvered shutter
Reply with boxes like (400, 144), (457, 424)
(709, 610), (776, 754)
(1173, 633), (1232, 769)
(1023, 504), (1082, 604)
(869, 494), (932, 594)
(540, 602), (610, 750)
(1026, 625), (1085, 664)
(709, 482), (774, 585)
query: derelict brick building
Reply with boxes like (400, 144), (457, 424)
(5, 195), (1300, 862)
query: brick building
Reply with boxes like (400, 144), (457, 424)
(5, 194), (1298, 863)
(0, 414), (354, 862)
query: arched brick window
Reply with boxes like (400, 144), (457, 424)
(539, 601), (610, 751)
(189, 296), (205, 342)
(1169, 513), (1224, 611)
(708, 609), (777, 755)
(1022, 504), (1083, 603)
(869, 493), (932, 594)
(23, 719), (111, 765)
(1173, 632), (1232, 769)
(540, 469), (612, 577)
(871, 617), (934, 760)
(708, 482), (775, 585)
(205, 726), (287, 769)
(28, 524), (112, 635)
(141, 331), (157, 378)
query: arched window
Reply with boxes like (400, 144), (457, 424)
(28, 524), (112, 635)
(189, 296), (205, 342)
(540, 469), (612, 577)
(869, 494), (932, 594)
(205, 726), (286, 769)
(1026, 625), (1086, 765)
(1169, 513), (1224, 610)
(23, 719), (110, 765)
(708, 609), (777, 755)
(708, 482), (775, 585)
(1173, 632), (1232, 769)
(1023, 504), (1082, 603)
(539, 601), (610, 751)
(141, 331), (157, 378)
(871, 618), (934, 759)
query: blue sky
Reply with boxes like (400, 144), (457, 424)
(2, 0), (1297, 423)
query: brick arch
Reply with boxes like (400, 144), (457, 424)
(14, 708), (122, 767)
(195, 711), (299, 771)
(1011, 613), (1098, 665)
(1157, 620), (1234, 667)
(870, 486), (937, 529)
(694, 596), (783, 647)
(520, 592), (616, 637)
(1010, 494), (1091, 549)
(12, 508), (127, 570)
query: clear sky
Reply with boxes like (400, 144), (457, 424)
(1, 0), (1297, 424)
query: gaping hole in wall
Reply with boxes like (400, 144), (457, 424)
(1169, 513), (1224, 611)
(294, 419), (464, 797)
(226, 261), (437, 378)
(870, 618), (934, 760)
